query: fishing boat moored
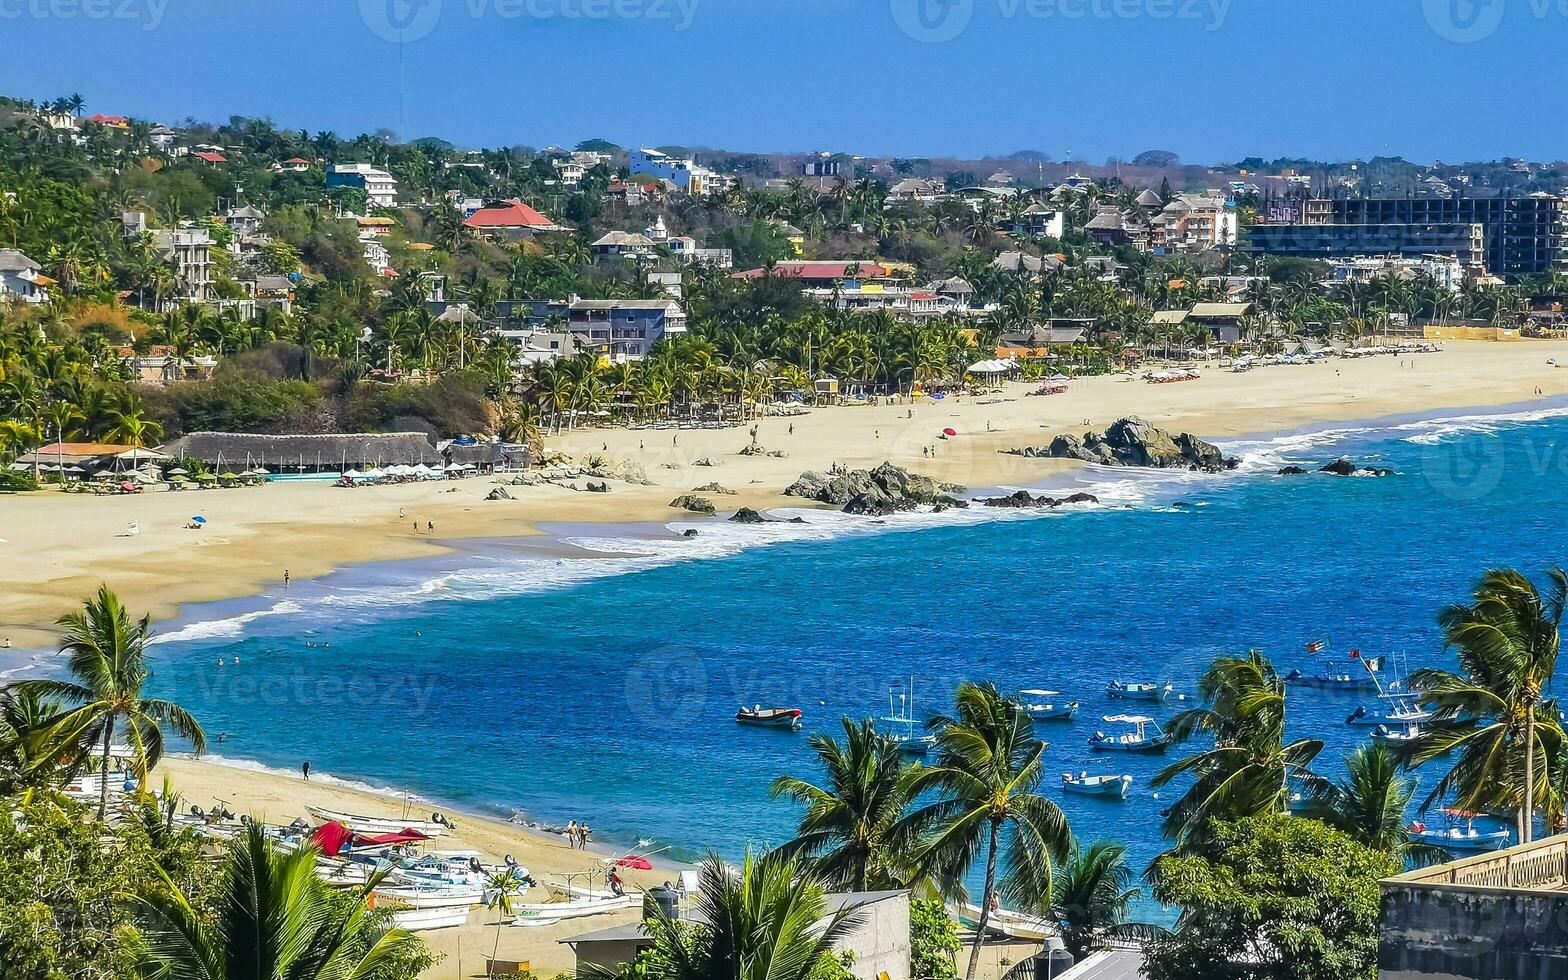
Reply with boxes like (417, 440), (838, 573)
(1409, 810), (1511, 853)
(1061, 771), (1132, 799)
(1088, 715), (1172, 753)
(1020, 690), (1080, 720)
(735, 705), (802, 730)
(306, 804), (448, 837)
(882, 681), (937, 756)
(1106, 680), (1172, 702)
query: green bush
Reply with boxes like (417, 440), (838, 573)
(910, 899), (960, 980)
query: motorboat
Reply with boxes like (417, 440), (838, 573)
(1106, 681), (1172, 702)
(306, 804), (448, 837)
(510, 893), (641, 927)
(372, 882), (485, 909)
(1088, 715), (1171, 753)
(1061, 771), (1132, 798)
(882, 681), (937, 756)
(1285, 652), (1383, 694)
(1346, 705), (1433, 727)
(389, 905), (473, 931)
(1020, 690), (1079, 721)
(1409, 810), (1511, 852)
(736, 705), (802, 730)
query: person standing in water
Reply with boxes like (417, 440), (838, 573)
(301, 761), (311, 780)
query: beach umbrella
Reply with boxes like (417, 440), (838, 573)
(168, 474), (190, 483)
(190, 516), (207, 524)
(615, 855), (654, 870)
(342, 468), (362, 478)
(167, 467), (190, 476)
(943, 427), (958, 437)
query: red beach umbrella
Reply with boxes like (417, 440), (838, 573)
(616, 855), (654, 870)
(943, 427), (957, 437)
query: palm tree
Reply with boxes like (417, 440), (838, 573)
(1030, 839), (1160, 962)
(898, 682), (1071, 980)
(769, 717), (917, 891)
(1151, 650), (1322, 847)
(138, 822), (420, 979)
(630, 850), (862, 980)
(9, 585), (204, 818)
(486, 869), (526, 967)
(1306, 744), (1447, 866)
(1409, 567), (1568, 842)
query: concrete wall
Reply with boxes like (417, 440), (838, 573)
(1380, 883), (1568, 980)
(841, 892), (912, 980)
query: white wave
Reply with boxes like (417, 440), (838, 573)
(150, 600), (304, 646)
(174, 751), (428, 802)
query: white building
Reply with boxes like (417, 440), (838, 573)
(0, 249), (50, 304)
(628, 148), (728, 196)
(328, 164), (400, 208)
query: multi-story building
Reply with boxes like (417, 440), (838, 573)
(628, 148), (728, 196)
(565, 299), (686, 359)
(131, 221), (214, 307)
(326, 164), (399, 208)
(0, 249), (49, 304)
(1276, 195), (1566, 276)
(1248, 222), (1487, 268)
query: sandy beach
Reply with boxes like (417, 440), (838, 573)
(154, 755), (675, 978)
(3, 340), (1567, 652)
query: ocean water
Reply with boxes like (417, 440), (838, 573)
(134, 400), (1568, 882)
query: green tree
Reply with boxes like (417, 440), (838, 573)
(1147, 814), (1396, 980)
(1410, 567), (1568, 841)
(1036, 839), (1161, 962)
(1306, 744), (1448, 866)
(138, 821), (426, 979)
(769, 717), (916, 891)
(10, 585), (205, 819)
(628, 850), (862, 980)
(908, 899), (960, 980)
(898, 682), (1071, 980)
(1152, 650), (1322, 847)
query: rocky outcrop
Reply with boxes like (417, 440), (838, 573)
(485, 487), (512, 501)
(1009, 417), (1238, 473)
(1278, 466), (1309, 476)
(979, 490), (1100, 509)
(729, 507), (808, 525)
(692, 483), (738, 495)
(1320, 458), (1396, 477)
(786, 463), (969, 516)
(669, 495), (716, 514)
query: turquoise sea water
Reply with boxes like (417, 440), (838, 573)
(132, 401), (1568, 880)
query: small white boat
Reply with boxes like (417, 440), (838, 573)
(735, 705), (802, 730)
(315, 857), (382, 887)
(1020, 690), (1079, 721)
(510, 893), (641, 926)
(306, 804), (447, 837)
(1409, 810), (1511, 852)
(373, 882), (485, 909)
(390, 904), (473, 931)
(1088, 715), (1171, 753)
(1106, 681), (1172, 702)
(1061, 771), (1131, 799)
(882, 681), (937, 756)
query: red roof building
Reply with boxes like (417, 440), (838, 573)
(463, 200), (562, 239)
(88, 114), (129, 128)
(194, 151), (227, 164)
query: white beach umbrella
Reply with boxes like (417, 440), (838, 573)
(342, 468), (363, 478)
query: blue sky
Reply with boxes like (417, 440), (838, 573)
(0, 0), (1558, 163)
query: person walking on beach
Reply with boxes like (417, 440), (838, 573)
(284, 569), (291, 588)
(580, 821), (592, 848)
(427, 520), (435, 533)
(566, 820), (577, 847)
(301, 761), (311, 781)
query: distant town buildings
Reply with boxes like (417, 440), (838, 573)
(629, 148), (729, 197)
(0, 249), (50, 304)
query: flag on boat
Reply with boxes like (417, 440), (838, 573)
(1364, 656), (1384, 672)
(1305, 640), (1326, 653)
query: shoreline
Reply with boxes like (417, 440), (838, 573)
(6, 340), (1568, 654)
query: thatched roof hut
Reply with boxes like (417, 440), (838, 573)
(160, 432), (441, 472)
(443, 442), (532, 471)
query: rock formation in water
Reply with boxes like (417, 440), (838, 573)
(1008, 417), (1238, 473)
(786, 463), (968, 516)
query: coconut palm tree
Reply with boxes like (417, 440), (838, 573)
(9, 585), (204, 818)
(486, 869), (527, 966)
(897, 682), (1071, 980)
(1026, 839), (1162, 962)
(769, 717), (917, 891)
(1306, 744), (1447, 866)
(138, 821), (420, 979)
(631, 850), (862, 980)
(1151, 650), (1323, 847)
(1409, 566), (1568, 842)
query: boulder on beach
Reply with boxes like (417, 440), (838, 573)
(682, 528), (700, 537)
(1010, 417), (1238, 472)
(980, 490), (1100, 509)
(730, 507), (768, 523)
(787, 462), (968, 515)
(692, 482), (738, 495)
(485, 487), (512, 501)
(669, 494), (716, 514)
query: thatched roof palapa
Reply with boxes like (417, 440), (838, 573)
(160, 432), (442, 470)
